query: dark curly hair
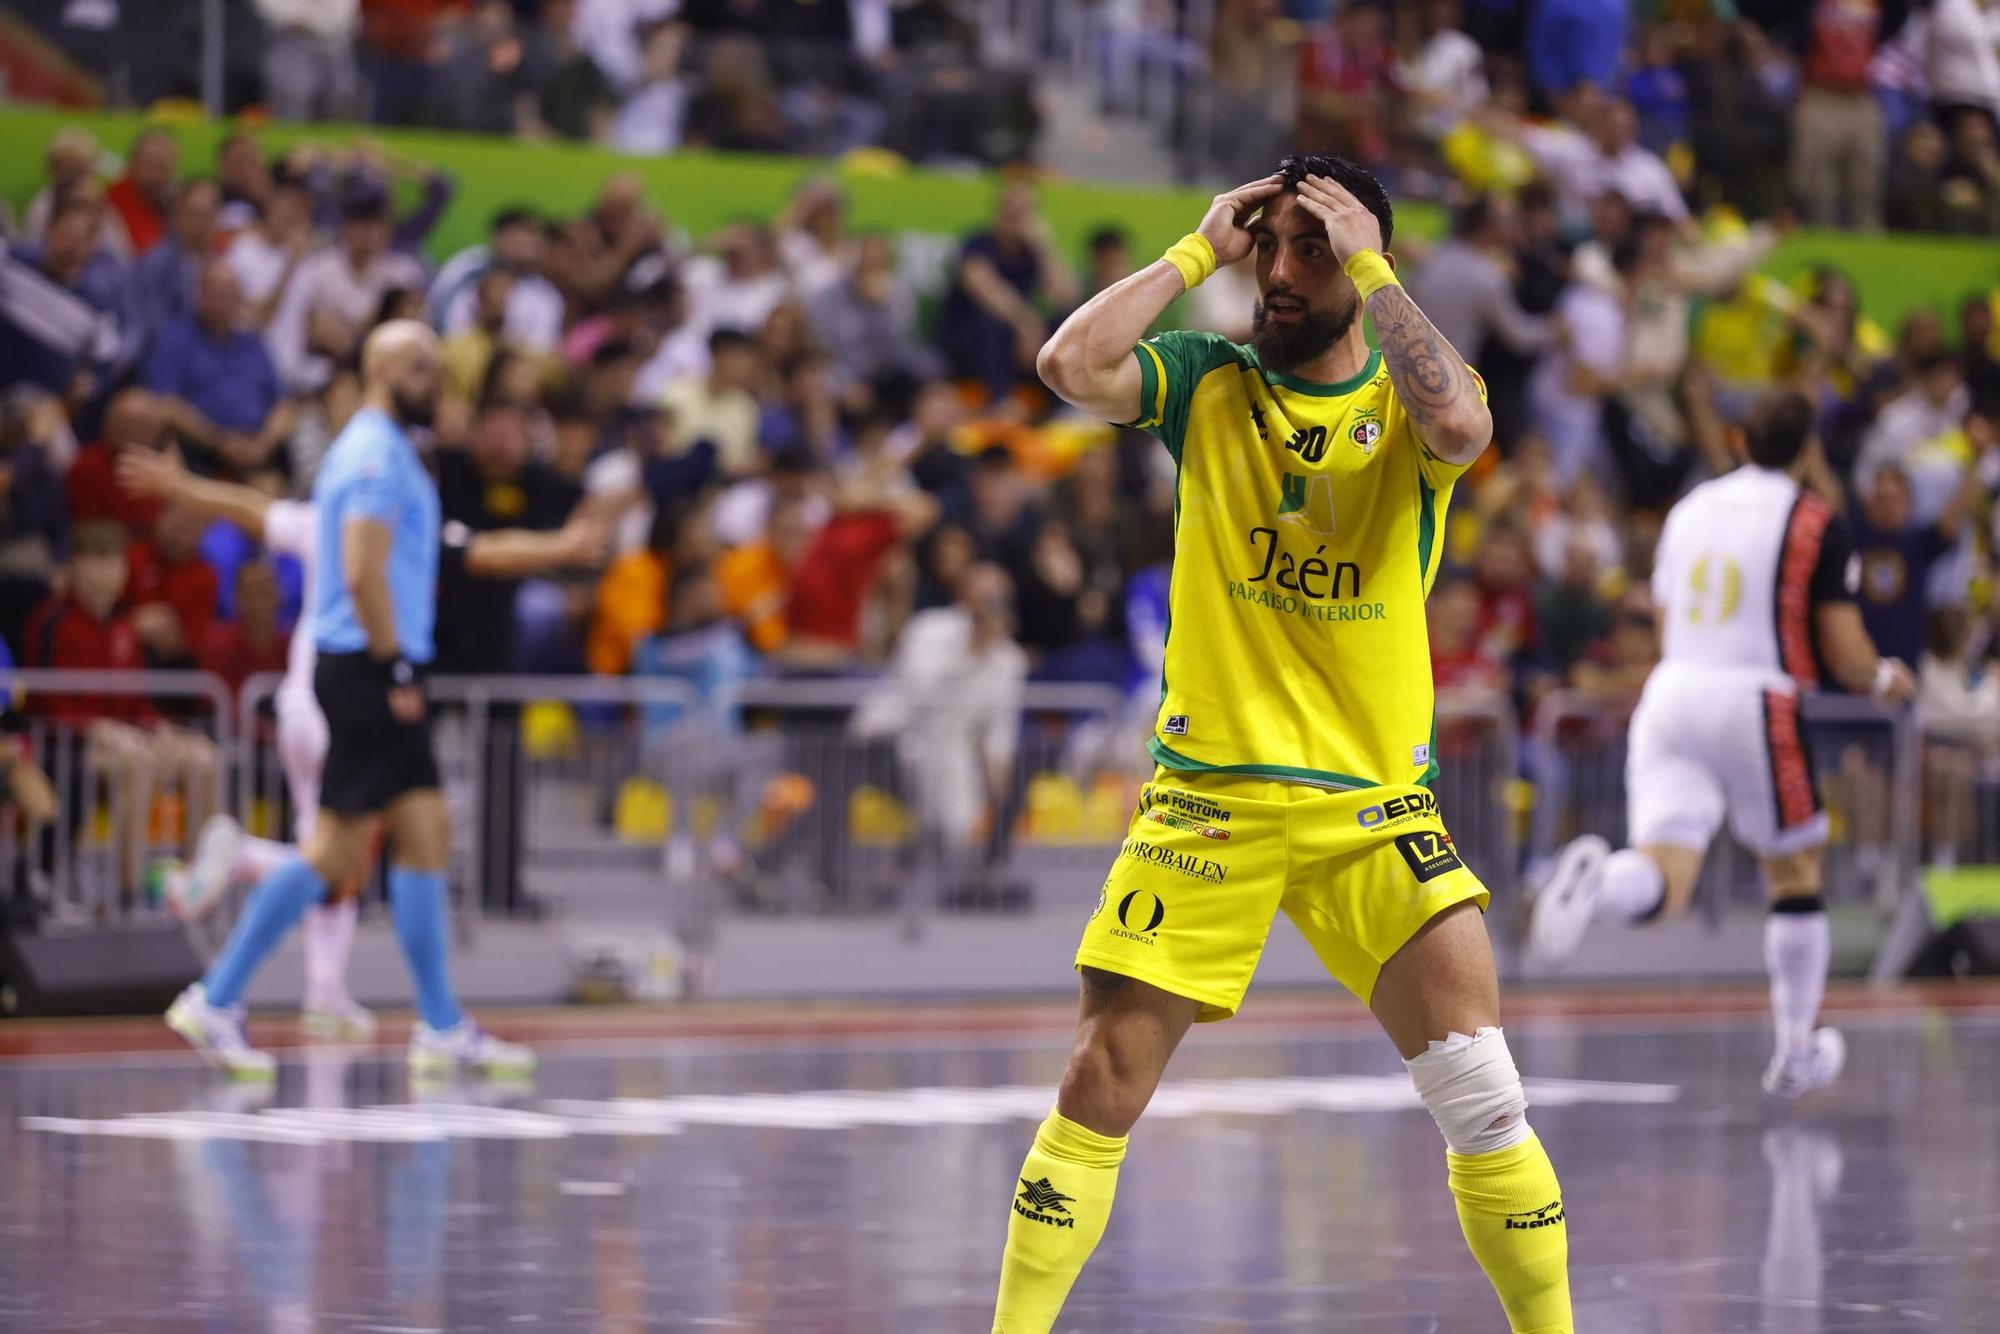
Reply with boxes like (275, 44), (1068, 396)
(1274, 154), (1394, 251)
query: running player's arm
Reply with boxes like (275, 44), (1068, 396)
(114, 447), (271, 535)
(1293, 175), (1493, 465)
(1037, 174), (1282, 425)
(1810, 514), (1916, 702)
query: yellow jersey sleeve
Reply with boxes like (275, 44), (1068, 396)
(1125, 330), (1246, 462)
(1407, 363), (1491, 491)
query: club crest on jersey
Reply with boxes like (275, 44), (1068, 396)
(1350, 419), (1382, 455)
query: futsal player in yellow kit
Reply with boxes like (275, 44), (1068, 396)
(990, 156), (1573, 1332)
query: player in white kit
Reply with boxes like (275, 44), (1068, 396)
(122, 449), (602, 1036)
(1530, 391), (1915, 1098)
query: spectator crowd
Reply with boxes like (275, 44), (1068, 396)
(23, 2), (2000, 236)
(2, 98), (1999, 886)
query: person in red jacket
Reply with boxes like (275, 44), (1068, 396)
(126, 504), (220, 669)
(196, 560), (289, 698)
(104, 129), (177, 256)
(66, 388), (170, 534)
(21, 519), (219, 894)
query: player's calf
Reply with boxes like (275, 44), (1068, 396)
(992, 969), (1195, 1334)
(1407, 1027), (1573, 1334)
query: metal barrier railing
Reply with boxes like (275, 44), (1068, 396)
(1527, 688), (1921, 915)
(1, 668), (233, 929)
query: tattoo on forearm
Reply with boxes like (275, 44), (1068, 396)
(1367, 285), (1475, 431)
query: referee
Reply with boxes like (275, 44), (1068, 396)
(167, 321), (532, 1079)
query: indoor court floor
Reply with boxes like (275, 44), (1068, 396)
(3, 983), (1997, 1332)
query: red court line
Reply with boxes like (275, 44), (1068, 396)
(5, 980), (2000, 1061)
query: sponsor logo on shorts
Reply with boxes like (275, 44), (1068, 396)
(1394, 830), (1464, 883)
(1503, 1199), (1565, 1231)
(1162, 714), (1189, 736)
(1111, 889), (1166, 944)
(1014, 1177), (1076, 1228)
(1142, 788), (1232, 824)
(1357, 791), (1440, 829)
(1146, 808), (1231, 840)
(1118, 839), (1226, 884)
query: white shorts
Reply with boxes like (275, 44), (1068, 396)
(1625, 663), (1829, 860)
(276, 690), (329, 844)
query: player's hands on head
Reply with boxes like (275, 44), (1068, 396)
(1293, 175), (1385, 265)
(1196, 174), (1284, 266)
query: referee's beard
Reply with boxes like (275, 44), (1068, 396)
(1250, 288), (1359, 375)
(391, 385), (437, 430)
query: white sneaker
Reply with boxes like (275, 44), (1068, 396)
(166, 815), (244, 922)
(1529, 834), (1611, 964)
(1762, 1027), (1846, 1101)
(166, 983), (276, 1081)
(301, 990), (378, 1041)
(408, 1020), (536, 1080)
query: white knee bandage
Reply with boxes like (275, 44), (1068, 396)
(1404, 1026), (1531, 1155)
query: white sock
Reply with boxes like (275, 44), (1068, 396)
(232, 834), (295, 884)
(1597, 849), (1666, 921)
(1764, 901), (1830, 1053)
(303, 898), (359, 1001)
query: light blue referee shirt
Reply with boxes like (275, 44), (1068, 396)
(309, 406), (441, 663)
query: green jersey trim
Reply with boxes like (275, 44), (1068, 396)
(1148, 737), (1380, 791)
(1259, 349), (1382, 398)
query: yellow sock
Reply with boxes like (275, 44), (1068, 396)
(991, 1109), (1127, 1334)
(1447, 1131), (1573, 1334)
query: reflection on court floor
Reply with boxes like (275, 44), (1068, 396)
(2, 988), (1994, 1332)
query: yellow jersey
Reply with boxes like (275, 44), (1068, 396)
(1127, 330), (1481, 790)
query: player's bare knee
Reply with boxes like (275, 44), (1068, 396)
(1404, 1026), (1532, 1156)
(1056, 1037), (1147, 1138)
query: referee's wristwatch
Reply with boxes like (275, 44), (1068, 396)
(376, 652), (421, 691)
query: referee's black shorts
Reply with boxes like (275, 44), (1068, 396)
(314, 651), (441, 816)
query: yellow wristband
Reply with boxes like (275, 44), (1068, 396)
(1161, 232), (1217, 291)
(1343, 249), (1399, 300)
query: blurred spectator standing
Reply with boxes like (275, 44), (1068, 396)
(851, 561), (1027, 878)
(214, 134), (272, 234)
(1686, 21), (1795, 220)
(22, 127), (130, 255)
(1848, 461), (1981, 667)
(126, 180), (222, 369)
(1527, 0), (1627, 99)
(0, 196), (124, 400)
(1407, 194), (1559, 454)
(937, 185), (1076, 402)
(610, 19), (691, 155)
(809, 232), (943, 408)
(104, 129), (176, 257)
(143, 260), (290, 482)
(1790, 0), (1889, 230)
(225, 171), (318, 325)
(525, 0), (619, 143)
(268, 192), (428, 393)
(255, 0), (362, 123)
(430, 208), (564, 355)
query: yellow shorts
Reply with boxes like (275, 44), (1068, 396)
(1074, 767), (1490, 1019)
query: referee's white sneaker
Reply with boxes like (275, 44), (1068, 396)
(408, 1021), (536, 1080)
(1529, 833), (1611, 965)
(1762, 1028), (1846, 1101)
(166, 983), (276, 1081)
(162, 814), (244, 922)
